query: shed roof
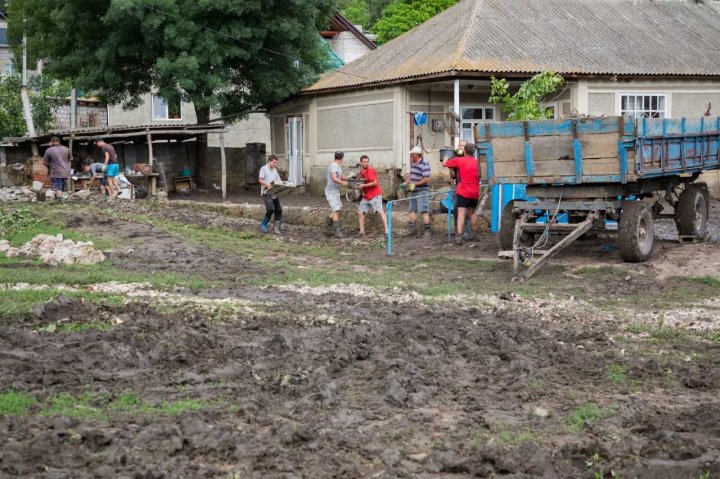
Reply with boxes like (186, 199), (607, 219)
(2, 123), (227, 146)
(304, 0), (720, 94)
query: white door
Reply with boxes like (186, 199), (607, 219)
(287, 116), (304, 185)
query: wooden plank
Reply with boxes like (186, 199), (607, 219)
(490, 137), (525, 162)
(579, 132), (619, 159)
(584, 157), (621, 175)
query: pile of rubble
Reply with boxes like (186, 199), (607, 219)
(0, 187), (36, 202)
(0, 234), (105, 265)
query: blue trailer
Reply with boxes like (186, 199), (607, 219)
(476, 116), (720, 281)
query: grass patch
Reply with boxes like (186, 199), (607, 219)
(0, 289), (126, 322)
(566, 403), (615, 432)
(606, 364), (628, 384)
(46, 392), (105, 420)
(688, 276), (720, 289)
(0, 260), (212, 290)
(0, 390), (37, 416)
(41, 391), (215, 419)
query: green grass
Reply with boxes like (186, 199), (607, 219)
(566, 403), (615, 432)
(42, 391), (215, 419)
(0, 289), (126, 322)
(689, 276), (720, 289)
(0, 258), (212, 290)
(0, 390), (37, 416)
(606, 364), (628, 384)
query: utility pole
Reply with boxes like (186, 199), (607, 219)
(20, 19), (38, 155)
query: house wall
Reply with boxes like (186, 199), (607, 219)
(108, 95), (198, 126)
(324, 32), (373, 64)
(584, 80), (720, 118)
(53, 103), (108, 130)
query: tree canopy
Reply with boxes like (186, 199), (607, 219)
(343, 0), (456, 44)
(0, 74), (71, 137)
(489, 72), (564, 121)
(8, 0), (340, 123)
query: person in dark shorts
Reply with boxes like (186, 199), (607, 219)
(43, 136), (72, 202)
(443, 143), (480, 245)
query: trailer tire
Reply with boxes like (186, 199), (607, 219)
(675, 185), (708, 238)
(619, 201), (654, 262)
(499, 201), (534, 250)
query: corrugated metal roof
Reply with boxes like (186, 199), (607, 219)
(304, 0), (720, 93)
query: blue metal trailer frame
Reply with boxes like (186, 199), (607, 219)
(475, 116), (720, 281)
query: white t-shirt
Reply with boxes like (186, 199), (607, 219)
(259, 164), (281, 197)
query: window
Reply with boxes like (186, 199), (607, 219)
(542, 102), (558, 119)
(620, 94), (666, 119)
(451, 106), (495, 142)
(152, 94), (182, 121)
(2, 63), (12, 76)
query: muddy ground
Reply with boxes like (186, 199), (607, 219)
(1, 197), (720, 478)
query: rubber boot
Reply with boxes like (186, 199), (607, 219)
(324, 216), (334, 236)
(333, 221), (344, 239)
(273, 220), (282, 235)
(261, 217), (269, 234)
(423, 224), (431, 239)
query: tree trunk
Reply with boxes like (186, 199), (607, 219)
(195, 105), (211, 189)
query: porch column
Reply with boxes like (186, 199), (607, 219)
(453, 79), (460, 148)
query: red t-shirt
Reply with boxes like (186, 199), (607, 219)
(360, 166), (382, 200)
(445, 155), (480, 199)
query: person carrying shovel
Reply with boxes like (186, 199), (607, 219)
(43, 136), (72, 203)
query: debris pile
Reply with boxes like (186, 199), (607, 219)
(0, 234), (105, 265)
(0, 187), (36, 202)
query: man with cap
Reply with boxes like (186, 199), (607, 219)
(43, 136), (72, 202)
(406, 146), (432, 238)
(95, 137), (119, 199)
(325, 151), (349, 238)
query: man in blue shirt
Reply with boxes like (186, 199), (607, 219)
(405, 146), (431, 238)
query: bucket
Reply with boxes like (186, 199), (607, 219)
(32, 180), (44, 192)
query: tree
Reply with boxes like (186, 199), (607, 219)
(371, 0), (457, 44)
(342, 0), (371, 30)
(8, 0), (340, 125)
(342, 0), (396, 31)
(489, 72), (564, 121)
(0, 74), (71, 137)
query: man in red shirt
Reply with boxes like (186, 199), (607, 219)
(444, 143), (480, 245)
(356, 155), (389, 236)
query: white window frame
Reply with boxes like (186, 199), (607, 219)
(617, 93), (669, 120)
(151, 94), (183, 121)
(2, 63), (12, 76)
(542, 101), (559, 119)
(450, 105), (497, 142)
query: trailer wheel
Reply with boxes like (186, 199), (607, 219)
(675, 185), (708, 238)
(619, 201), (654, 262)
(499, 201), (534, 250)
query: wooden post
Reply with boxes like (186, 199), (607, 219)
(220, 132), (227, 201)
(146, 130), (154, 167)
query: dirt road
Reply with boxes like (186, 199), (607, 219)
(1, 199), (719, 478)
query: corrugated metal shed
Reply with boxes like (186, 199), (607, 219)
(305, 0), (720, 94)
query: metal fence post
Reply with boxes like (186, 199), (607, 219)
(387, 201), (394, 256)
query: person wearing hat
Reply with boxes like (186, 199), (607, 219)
(325, 151), (349, 238)
(406, 146), (432, 238)
(42, 136), (72, 202)
(95, 137), (120, 199)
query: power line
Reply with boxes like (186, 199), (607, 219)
(143, 4), (370, 82)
